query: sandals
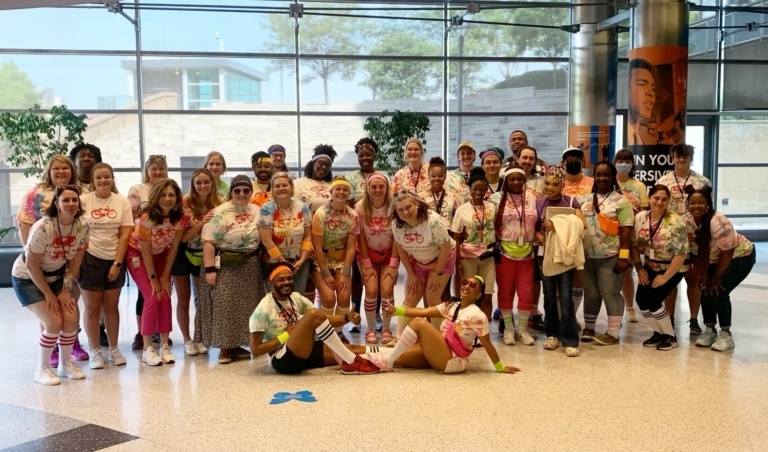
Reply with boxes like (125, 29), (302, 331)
(381, 329), (394, 345)
(365, 330), (378, 344)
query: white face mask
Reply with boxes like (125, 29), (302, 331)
(615, 163), (632, 174)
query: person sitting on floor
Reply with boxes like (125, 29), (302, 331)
(249, 264), (379, 375)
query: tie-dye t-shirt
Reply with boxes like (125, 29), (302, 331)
(618, 178), (649, 213)
(446, 169), (470, 206)
(16, 185), (56, 226)
(250, 181), (272, 207)
(451, 201), (497, 247)
(12, 216), (90, 282)
(437, 302), (489, 348)
(632, 210), (689, 272)
(129, 212), (189, 255)
(249, 292), (315, 341)
(216, 180), (229, 199)
(491, 191), (538, 260)
(392, 210), (455, 264)
(563, 174), (594, 202)
(684, 211), (754, 264)
(392, 163), (431, 194)
(201, 202), (261, 252)
(656, 170), (711, 215)
(581, 191), (634, 259)
(354, 202), (393, 254)
(259, 198), (312, 261)
(80, 192), (134, 260)
(345, 170), (377, 204)
(127, 183), (152, 212)
(525, 175), (545, 199)
(419, 189), (458, 230)
(293, 178), (331, 214)
(312, 204), (361, 266)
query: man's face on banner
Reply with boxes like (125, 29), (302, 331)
(629, 67), (656, 121)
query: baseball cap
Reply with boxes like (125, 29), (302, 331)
(562, 146), (583, 158)
(456, 140), (475, 153)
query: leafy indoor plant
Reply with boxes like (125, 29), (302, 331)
(363, 109), (430, 176)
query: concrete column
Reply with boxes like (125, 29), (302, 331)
(628, 0), (689, 184)
(568, 0), (617, 171)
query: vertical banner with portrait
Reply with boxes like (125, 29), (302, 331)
(627, 46), (688, 186)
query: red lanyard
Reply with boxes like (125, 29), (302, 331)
(409, 165), (422, 190)
(473, 203), (485, 241)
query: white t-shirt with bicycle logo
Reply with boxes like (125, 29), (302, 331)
(80, 192), (134, 260)
(393, 211), (455, 264)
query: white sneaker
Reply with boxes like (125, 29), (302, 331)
(89, 348), (105, 369)
(695, 328), (718, 348)
(142, 346), (162, 366)
(160, 344), (175, 364)
(519, 331), (535, 346)
(107, 348), (127, 366)
(195, 342), (208, 354)
(503, 329), (516, 345)
(34, 368), (61, 386)
(626, 307), (639, 323)
(711, 331), (735, 352)
(58, 362), (86, 380)
(184, 341), (199, 356)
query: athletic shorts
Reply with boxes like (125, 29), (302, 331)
(270, 340), (325, 375)
(78, 252), (127, 291)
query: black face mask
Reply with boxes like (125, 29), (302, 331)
(565, 161), (582, 175)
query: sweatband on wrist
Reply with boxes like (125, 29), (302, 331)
(361, 258), (372, 268)
(301, 240), (313, 251)
(204, 266), (217, 274)
(619, 249), (630, 259)
(389, 257), (400, 268)
(267, 246), (282, 259)
(341, 266), (352, 277)
(277, 331), (289, 345)
(395, 306), (406, 317)
(321, 267), (332, 278)
(494, 361), (505, 372)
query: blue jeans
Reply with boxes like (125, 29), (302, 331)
(539, 258), (579, 347)
(579, 256), (625, 322)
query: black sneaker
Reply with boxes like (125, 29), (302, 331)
(131, 333), (143, 351)
(657, 334), (679, 351)
(150, 333), (172, 346)
(643, 332), (664, 347)
(688, 318), (702, 335)
(99, 325), (109, 347)
(529, 314), (545, 331)
(580, 328), (595, 343)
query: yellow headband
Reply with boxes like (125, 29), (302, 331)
(330, 179), (351, 191)
(254, 156), (272, 165)
(269, 264), (294, 282)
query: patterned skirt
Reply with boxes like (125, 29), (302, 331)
(198, 256), (266, 349)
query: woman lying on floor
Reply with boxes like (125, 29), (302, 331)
(366, 275), (520, 375)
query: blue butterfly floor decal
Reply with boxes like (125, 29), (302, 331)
(269, 390), (317, 405)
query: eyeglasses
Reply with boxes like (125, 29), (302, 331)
(56, 184), (80, 194)
(232, 188), (252, 195)
(461, 279), (479, 289)
(147, 154), (167, 162)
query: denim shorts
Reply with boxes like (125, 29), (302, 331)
(78, 252), (127, 291)
(12, 276), (64, 307)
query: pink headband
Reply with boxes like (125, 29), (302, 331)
(366, 173), (388, 186)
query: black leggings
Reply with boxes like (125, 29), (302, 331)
(135, 291), (144, 316)
(635, 266), (685, 312)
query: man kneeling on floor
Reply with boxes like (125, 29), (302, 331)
(249, 264), (379, 375)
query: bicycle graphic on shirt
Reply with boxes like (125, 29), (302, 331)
(403, 232), (424, 244)
(90, 206), (117, 220)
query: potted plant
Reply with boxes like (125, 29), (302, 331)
(363, 109), (430, 176)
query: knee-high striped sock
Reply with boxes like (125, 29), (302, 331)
(315, 319), (355, 364)
(386, 326), (418, 369)
(58, 331), (77, 368)
(572, 288), (584, 312)
(501, 310), (514, 333)
(652, 307), (674, 336)
(584, 313), (597, 330)
(641, 309), (661, 333)
(38, 331), (59, 371)
(517, 311), (530, 333)
(607, 316), (622, 338)
(364, 297), (377, 332)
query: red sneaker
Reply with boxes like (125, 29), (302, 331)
(340, 355), (380, 375)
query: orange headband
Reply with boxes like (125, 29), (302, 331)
(269, 264), (294, 282)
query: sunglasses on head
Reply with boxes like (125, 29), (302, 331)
(461, 279), (479, 289)
(232, 188), (252, 195)
(147, 154), (167, 162)
(56, 184), (79, 194)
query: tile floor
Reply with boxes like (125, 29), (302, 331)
(2, 244), (768, 451)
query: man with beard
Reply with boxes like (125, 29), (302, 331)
(507, 130), (548, 174)
(69, 143), (102, 194)
(447, 141), (476, 201)
(250, 151), (273, 207)
(249, 264), (380, 375)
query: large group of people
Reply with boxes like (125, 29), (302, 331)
(11, 135), (755, 385)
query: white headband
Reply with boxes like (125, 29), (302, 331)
(503, 168), (526, 178)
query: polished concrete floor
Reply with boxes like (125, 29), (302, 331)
(2, 245), (768, 451)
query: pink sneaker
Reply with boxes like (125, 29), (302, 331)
(71, 337), (90, 361)
(49, 345), (59, 368)
(365, 351), (393, 372)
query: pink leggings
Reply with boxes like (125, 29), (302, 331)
(127, 247), (173, 336)
(495, 255), (534, 312)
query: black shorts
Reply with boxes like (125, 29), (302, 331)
(533, 250), (543, 282)
(271, 341), (325, 375)
(171, 243), (201, 277)
(78, 252), (127, 291)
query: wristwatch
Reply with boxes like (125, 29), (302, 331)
(113, 261), (122, 268)
(149, 274), (157, 280)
